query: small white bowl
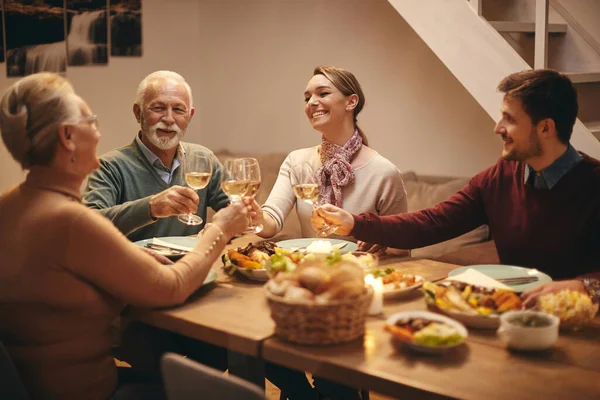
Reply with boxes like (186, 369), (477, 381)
(497, 310), (559, 351)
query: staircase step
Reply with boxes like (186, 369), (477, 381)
(489, 21), (567, 34)
(566, 72), (600, 84)
(585, 121), (600, 138)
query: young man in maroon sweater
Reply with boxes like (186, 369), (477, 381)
(312, 69), (600, 306)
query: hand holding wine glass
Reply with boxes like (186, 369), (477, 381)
(221, 159), (250, 203)
(239, 158), (263, 234)
(178, 154), (212, 226)
(289, 162), (338, 237)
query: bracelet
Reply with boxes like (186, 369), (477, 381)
(203, 223), (224, 256)
(582, 278), (600, 304)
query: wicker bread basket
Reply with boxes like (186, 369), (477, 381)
(265, 286), (373, 345)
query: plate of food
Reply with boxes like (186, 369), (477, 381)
(385, 311), (468, 354)
(369, 267), (424, 299)
(448, 265), (552, 292)
(537, 289), (599, 330)
(275, 238), (357, 254)
(222, 241), (300, 281)
(422, 281), (523, 329)
(134, 236), (199, 260)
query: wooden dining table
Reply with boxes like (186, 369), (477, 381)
(131, 235), (600, 399)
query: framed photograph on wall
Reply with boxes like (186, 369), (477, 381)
(0, 0), (5, 63)
(110, 0), (141, 57)
(5, 0), (66, 77)
(66, 0), (108, 66)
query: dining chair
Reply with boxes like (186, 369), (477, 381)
(279, 388), (370, 399)
(0, 342), (29, 400)
(161, 352), (265, 400)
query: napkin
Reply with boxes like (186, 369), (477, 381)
(151, 238), (193, 252)
(446, 268), (513, 291)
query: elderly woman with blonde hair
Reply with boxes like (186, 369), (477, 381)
(0, 73), (250, 400)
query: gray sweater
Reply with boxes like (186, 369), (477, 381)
(83, 139), (229, 242)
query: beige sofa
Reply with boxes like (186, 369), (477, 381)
(213, 150), (499, 265)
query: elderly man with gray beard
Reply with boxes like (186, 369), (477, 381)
(83, 71), (233, 379)
(83, 70), (229, 241)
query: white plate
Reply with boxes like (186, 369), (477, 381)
(383, 275), (425, 299)
(386, 311), (468, 354)
(275, 238), (357, 254)
(237, 268), (269, 282)
(428, 304), (501, 329)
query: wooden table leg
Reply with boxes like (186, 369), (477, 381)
(227, 350), (266, 390)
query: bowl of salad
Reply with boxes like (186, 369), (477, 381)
(385, 310), (468, 354)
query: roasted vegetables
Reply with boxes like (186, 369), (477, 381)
(423, 281), (522, 316)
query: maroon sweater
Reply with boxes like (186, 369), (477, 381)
(352, 155), (600, 281)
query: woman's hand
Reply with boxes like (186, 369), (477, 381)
(311, 204), (355, 236)
(212, 202), (249, 239)
(521, 280), (585, 308)
(243, 196), (264, 227)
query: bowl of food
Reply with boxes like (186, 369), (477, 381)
(537, 290), (598, 331)
(369, 267), (424, 299)
(264, 260), (372, 345)
(222, 241), (290, 281)
(385, 311), (468, 354)
(497, 310), (559, 351)
(422, 281), (523, 329)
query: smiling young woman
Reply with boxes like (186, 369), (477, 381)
(254, 66), (408, 243)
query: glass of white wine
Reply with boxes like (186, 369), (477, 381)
(239, 158), (263, 234)
(178, 154), (212, 226)
(221, 159), (250, 203)
(289, 162), (338, 237)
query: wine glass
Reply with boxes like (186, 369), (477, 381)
(178, 154), (212, 226)
(289, 162), (338, 237)
(221, 159), (250, 203)
(239, 158), (263, 234)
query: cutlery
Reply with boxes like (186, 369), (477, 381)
(495, 276), (539, 284)
(145, 243), (188, 255)
(431, 276), (539, 285)
(291, 242), (348, 252)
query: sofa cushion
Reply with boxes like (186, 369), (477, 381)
(404, 176), (490, 259)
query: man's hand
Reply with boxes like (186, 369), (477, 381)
(521, 280), (585, 308)
(358, 241), (388, 256)
(311, 204), (355, 236)
(149, 186), (200, 219)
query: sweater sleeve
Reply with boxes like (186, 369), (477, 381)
(261, 153), (297, 235)
(376, 163), (408, 216)
(63, 206), (226, 308)
(82, 159), (156, 236)
(352, 172), (488, 250)
(206, 153), (230, 211)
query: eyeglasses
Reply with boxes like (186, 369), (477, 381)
(76, 115), (99, 130)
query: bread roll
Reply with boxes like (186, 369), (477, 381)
(298, 266), (331, 294)
(284, 286), (314, 302)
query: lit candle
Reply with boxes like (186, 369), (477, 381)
(364, 274), (383, 315)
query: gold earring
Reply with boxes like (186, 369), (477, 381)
(71, 156), (76, 163)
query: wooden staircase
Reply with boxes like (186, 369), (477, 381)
(385, 0), (600, 158)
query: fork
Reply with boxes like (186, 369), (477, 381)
(495, 276), (539, 284)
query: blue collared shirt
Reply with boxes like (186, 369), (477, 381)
(524, 144), (583, 190)
(135, 133), (184, 184)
